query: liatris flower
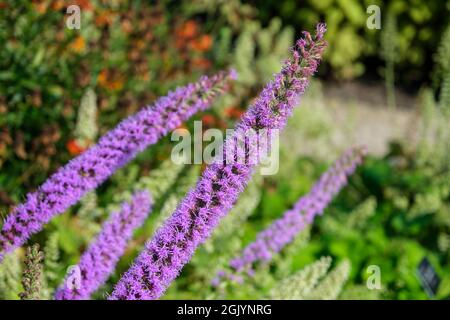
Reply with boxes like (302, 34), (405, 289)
(54, 191), (152, 300)
(214, 146), (366, 283)
(19, 244), (44, 300)
(0, 71), (234, 262)
(110, 23), (328, 300)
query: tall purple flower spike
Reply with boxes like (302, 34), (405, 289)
(109, 23), (328, 300)
(0, 71), (235, 262)
(54, 191), (152, 300)
(212, 146), (367, 286)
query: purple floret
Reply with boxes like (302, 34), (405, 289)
(0, 71), (234, 262)
(109, 23), (328, 300)
(54, 191), (152, 300)
(213, 146), (367, 285)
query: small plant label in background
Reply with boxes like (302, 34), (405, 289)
(417, 257), (440, 298)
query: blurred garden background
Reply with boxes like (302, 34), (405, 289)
(0, 0), (450, 299)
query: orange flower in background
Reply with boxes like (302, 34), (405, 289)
(121, 19), (133, 34)
(66, 139), (85, 156)
(175, 123), (189, 136)
(201, 114), (217, 128)
(190, 35), (213, 52)
(192, 58), (211, 69)
(32, 0), (48, 14)
(74, 0), (93, 11)
(177, 20), (198, 39)
(224, 106), (244, 120)
(50, 0), (64, 11)
(95, 10), (114, 27)
(175, 20), (199, 49)
(69, 36), (86, 53)
(97, 69), (124, 91)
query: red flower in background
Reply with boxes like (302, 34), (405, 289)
(201, 114), (216, 127)
(97, 69), (124, 91)
(224, 106), (244, 120)
(192, 58), (211, 69)
(66, 139), (85, 156)
(176, 20), (198, 39)
(70, 0), (93, 11)
(190, 35), (213, 52)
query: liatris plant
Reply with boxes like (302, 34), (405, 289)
(271, 257), (350, 300)
(109, 23), (328, 300)
(270, 256), (332, 299)
(306, 259), (351, 300)
(75, 89), (101, 238)
(42, 232), (60, 298)
(74, 88), (98, 149)
(19, 244), (44, 300)
(214, 146), (366, 284)
(55, 191), (152, 300)
(381, 13), (397, 109)
(199, 175), (262, 290)
(0, 71), (234, 262)
(0, 249), (22, 300)
(152, 165), (201, 234)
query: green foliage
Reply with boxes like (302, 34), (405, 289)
(256, 0), (449, 82)
(307, 259), (351, 300)
(43, 232), (61, 296)
(340, 284), (381, 300)
(434, 23), (450, 85)
(0, 249), (22, 300)
(270, 256), (332, 299)
(232, 18), (293, 87)
(151, 164), (201, 233)
(439, 73), (450, 111)
(381, 13), (397, 109)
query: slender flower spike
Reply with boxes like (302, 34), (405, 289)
(55, 191), (152, 300)
(0, 71), (234, 262)
(19, 244), (44, 300)
(110, 23), (328, 300)
(214, 146), (366, 284)
(306, 259), (351, 300)
(270, 256), (332, 300)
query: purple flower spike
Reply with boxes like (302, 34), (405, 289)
(0, 71), (234, 262)
(55, 191), (152, 300)
(214, 146), (367, 285)
(109, 24), (328, 300)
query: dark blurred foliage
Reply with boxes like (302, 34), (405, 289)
(250, 0), (450, 89)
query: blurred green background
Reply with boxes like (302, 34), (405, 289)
(0, 0), (449, 300)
